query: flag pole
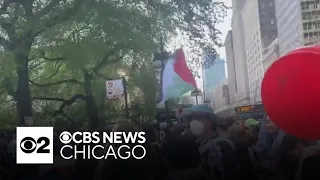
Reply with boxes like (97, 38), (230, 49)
(122, 76), (129, 119)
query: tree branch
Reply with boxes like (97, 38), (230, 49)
(0, 36), (11, 50)
(32, 97), (65, 101)
(41, 61), (63, 79)
(56, 94), (88, 113)
(35, 0), (60, 19)
(40, 51), (66, 61)
(17, 0), (34, 17)
(93, 44), (127, 72)
(33, 0), (91, 37)
(29, 60), (45, 71)
(29, 79), (82, 87)
(59, 111), (76, 124)
(33, 93), (87, 125)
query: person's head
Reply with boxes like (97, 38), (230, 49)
(228, 125), (252, 147)
(278, 135), (311, 160)
(181, 105), (219, 137)
(217, 117), (234, 137)
(141, 124), (157, 143)
(244, 118), (260, 128)
(111, 119), (145, 156)
(265, 115), (278, 134)
(161, 135), (201, 171)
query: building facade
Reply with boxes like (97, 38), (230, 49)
(224, 30), (237, 104)
(231, 0), (251, 105)
(262, 38), (280, 71)
(275, 0), (320, 56)
(210, 79), (229, 111)
(242, 0), (278, 102)
(275, 0), (303, 56)
(301, 1), (320, 45)
(202, 54), (226, 101)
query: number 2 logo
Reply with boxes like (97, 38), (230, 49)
(20, 136), (50, 154)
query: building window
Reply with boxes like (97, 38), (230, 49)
(309, 32), (313, 38)
(301, 2), (306, 10)
(302, 12), (307, 20)
(306, 1), (310, 10)
(268, 2), (273, 7)
(308, 22), (312, 29)
(303, 23), (307, 30)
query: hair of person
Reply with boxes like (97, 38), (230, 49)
(141, 124), (157, 143)
(161, 135), (201, 170)
(278, 135), (311, 156)
(94, 125), (158, 180)
(218, 117), (234, 131)
(227, 125), (252, 146)
(112, 119), (140, 133)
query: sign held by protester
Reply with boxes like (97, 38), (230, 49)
(106, 79), (124, 99)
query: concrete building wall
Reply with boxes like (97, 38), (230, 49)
(231, 0), (251, 105)
(211, 79), (229, 111)
(224, 30), (237, 104)
(301, 1), (320, 46)
(258, 0), (278, 49)
(242, 0), (264, 102)
(262, 38), (280, 71)
(275, 0), (303, 56)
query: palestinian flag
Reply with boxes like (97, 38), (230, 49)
(157, 48), (197, 105)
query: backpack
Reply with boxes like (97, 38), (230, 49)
(201, 137), (239, 180)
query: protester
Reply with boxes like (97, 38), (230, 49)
(227, 125), (259, 180)
(161, 135), (211, 180)
(277, 135), (312, 180)
(1, 111), (320, 180)
(142, 123), (167, 180)
(180, 105), (241, 180)
(95, 119), (156, 180)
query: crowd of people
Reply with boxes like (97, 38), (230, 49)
(0, 104), (320, 180)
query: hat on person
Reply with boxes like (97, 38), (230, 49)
(245, 118), (261, 127)
(180, 104), (219, 121)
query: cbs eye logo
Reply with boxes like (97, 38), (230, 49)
(59, 131), (72, 144)
(20, 137), (50, 154)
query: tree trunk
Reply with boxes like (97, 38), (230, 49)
(84, 71), (99, 129)
(15, 52), (32, 126)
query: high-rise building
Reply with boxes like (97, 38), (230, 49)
(224, 30), (237, 104)
(231, 0), (251, 105)
(211, 80), (230, 111)
(202, 54), (226, 101)
(262, 38), (279, 71)
(275, 0), (320, 56)
(242, 0), (278, 102)
(275, 0), (302, 56)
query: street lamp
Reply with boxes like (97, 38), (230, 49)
(153, 37), (170, 121)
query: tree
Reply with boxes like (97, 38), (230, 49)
(0, 0), (95, 125)
(27, 1), (161, 128)
(0, 0), (228, 127)
(129, 60), (158, 121)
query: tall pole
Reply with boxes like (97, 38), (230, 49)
(122, 76), (129, 119)
(195, 91), (199, 105)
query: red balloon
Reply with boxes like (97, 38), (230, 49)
(288, 45), (320, 55)
(261, 47), (320, 139)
